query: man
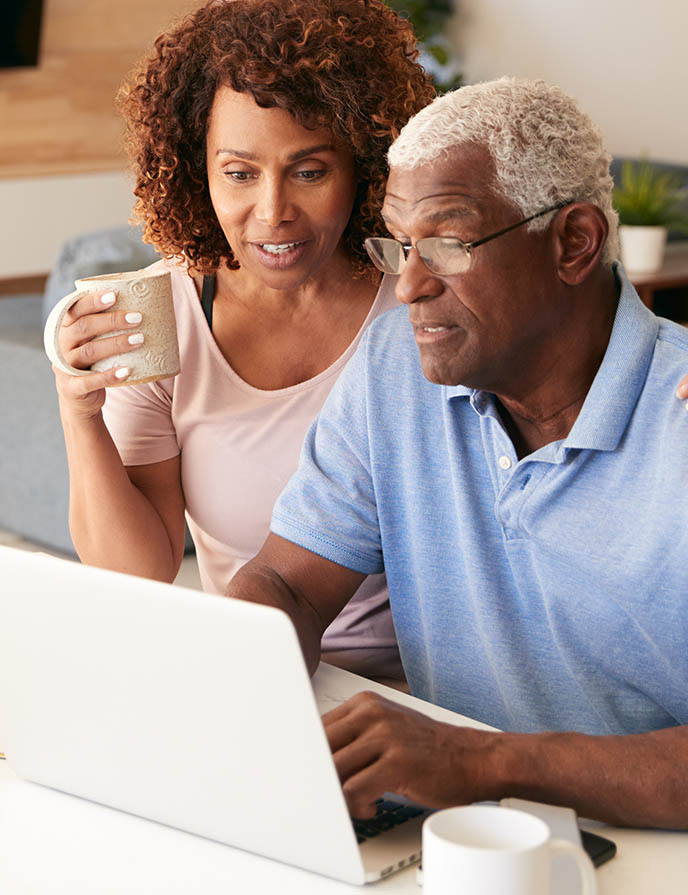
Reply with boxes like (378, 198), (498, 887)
(226, 78), (688, 828)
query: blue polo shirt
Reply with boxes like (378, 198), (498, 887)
(272, 268), (688, 735)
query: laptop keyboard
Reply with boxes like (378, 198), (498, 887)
(352, 798), (425, 844)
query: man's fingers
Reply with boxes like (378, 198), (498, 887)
(330, 730), (380, 783)
(321, 699), (356, 726)
(323, 711), (361, 753)
(342, 759), (389, 819)
(322, 690), (393, 727)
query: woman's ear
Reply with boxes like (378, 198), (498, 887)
(553, 202), (609, 286)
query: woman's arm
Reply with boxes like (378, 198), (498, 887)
(63, 410), (186, 581)
(54, 288), (186, 581)
(226, 533), (366, 674)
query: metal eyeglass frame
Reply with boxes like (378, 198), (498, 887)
(365, 199), (573, 275)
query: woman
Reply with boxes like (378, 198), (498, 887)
(52, 0), (434, 681)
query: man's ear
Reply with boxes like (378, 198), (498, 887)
(552, 202), (609, 285)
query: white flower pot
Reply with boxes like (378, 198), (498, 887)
(618, 225), (667, 274)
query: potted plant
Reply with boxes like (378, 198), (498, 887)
(613, 159), (688, 273)
(385, 0), (462, 93)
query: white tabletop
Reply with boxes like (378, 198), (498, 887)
(1, 665), (686, 894)
(1, 761), (686, 895)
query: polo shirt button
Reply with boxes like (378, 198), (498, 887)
(498, 455), (512, 470)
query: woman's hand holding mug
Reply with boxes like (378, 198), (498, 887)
(44, 269), (180, 421)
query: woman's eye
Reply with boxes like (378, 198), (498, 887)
(295, 169), (325, 181)
(225, 171), (254, 182)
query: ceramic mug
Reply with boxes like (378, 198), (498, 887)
(43, 269), (180, 386)
(422, 805), (597, 895)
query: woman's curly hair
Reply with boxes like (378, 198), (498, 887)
(117, 0), (435, 275)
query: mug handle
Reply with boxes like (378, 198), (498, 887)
(43, 288), (92, 376)
(549, 837), (597, 894)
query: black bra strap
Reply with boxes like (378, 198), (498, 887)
(201, 274), (215, 329)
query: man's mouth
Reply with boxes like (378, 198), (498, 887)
(413, 322), (458, 344)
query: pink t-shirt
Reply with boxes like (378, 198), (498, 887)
(102, 259), (401, 667)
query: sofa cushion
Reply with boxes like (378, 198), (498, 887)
(42, 226), (160, 325)
(0, 295), (76, 554)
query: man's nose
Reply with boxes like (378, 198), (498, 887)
(254, 178), (295, 226)
(394, 247), (444, 305)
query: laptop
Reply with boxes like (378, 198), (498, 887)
(0, 546), (429, 885)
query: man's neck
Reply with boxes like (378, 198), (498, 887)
(494, 268), (620, 459)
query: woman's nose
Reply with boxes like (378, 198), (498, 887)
(254, 179), (295, 226)
(394, 246), (444, 306)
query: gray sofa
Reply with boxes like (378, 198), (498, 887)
(0, 291), (76, 553)
(0, 226), (186, 556)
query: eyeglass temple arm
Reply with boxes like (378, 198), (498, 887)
(466, 201), (573, 252)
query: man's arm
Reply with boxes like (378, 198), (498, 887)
(225, 533), (366, 675)
(228, 536), (688, 828)
(323, 692), (688, 829)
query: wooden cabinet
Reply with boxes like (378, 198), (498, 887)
(0, 0), (199, 179)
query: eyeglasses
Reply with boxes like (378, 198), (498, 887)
(364, 201), (572, 276)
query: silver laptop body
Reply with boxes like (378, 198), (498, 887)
(0, 547), (426, 885)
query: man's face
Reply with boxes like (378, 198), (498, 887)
(382, 143), (560, 390)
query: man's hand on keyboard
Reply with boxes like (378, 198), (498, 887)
(322, 691), (499, 819)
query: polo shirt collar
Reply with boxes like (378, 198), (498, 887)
(443, 264), (658, 453)
(562, 264), (657, 451)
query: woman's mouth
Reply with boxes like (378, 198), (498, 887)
(251, 241), (308, 269)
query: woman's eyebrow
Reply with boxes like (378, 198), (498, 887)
(287, 144), (336, 162)
(215, 148), (256, 159)
(215, 144), (335, 161)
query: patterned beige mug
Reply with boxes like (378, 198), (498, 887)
(43, 269), (180, 386)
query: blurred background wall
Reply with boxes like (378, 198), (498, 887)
(1, 0), (686, 280)
(0, 0), (199, 280)
(452, 0), (688, 164)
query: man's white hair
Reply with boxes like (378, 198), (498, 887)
(388, 77), (619, 264)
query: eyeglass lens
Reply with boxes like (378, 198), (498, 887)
(364, 238), (405, 274)
(417, 238), (470, 275)
(365, 237), (470, 276)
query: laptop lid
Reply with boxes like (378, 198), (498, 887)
(0, 547), (372, 884)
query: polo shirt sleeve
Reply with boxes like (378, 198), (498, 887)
(270, 332), (383, 575)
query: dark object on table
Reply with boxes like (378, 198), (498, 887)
(581, 830), (617, 867)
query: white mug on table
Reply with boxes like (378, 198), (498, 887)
(422, 804), (597, 895)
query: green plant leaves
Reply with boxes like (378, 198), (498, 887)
(613, 160), (688, 232)
(385, 0), (462, 93)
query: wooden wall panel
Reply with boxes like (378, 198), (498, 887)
(0, 0), (201, 179)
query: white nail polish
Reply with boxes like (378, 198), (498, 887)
(128, 333), (145, 345)
(115, 367), (130, 380)
(101, 291), (116, 305)
(125, 312), (142, 324)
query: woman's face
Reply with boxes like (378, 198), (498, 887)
(206, 87), (358, 289)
